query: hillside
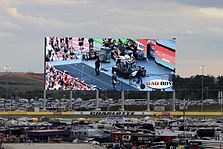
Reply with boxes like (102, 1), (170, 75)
(0, 72), (44, 96)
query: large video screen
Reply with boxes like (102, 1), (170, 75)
(44, 37), (176, 91)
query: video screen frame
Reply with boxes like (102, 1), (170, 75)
(44, 37), (176, 91)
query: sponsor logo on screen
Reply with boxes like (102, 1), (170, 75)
(146, 79), (173, 89)
(90, 111), (134, 116)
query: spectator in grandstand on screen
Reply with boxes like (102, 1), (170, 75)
(95, 57), (100, 75)
(108, 38), (115, 50)
(103, 38), (111, 47)
(68, 37), (72, 48)
(49, 37), (54, 47)
(88, 38), (94, 46)
(68, 41), (74, 51)
(78, 38), (84, 49)
(84, 45), (95, 60)
(70, 51), (77, 59)
(118, 39), (123, 45)
(49, 53), (55, 61)
(126, 39), (135, 51)
(46, 64), (94, 90)
(102, 38), (106, 46)
(112, 71), (118, 90)
(60, 38), (67, 50)
(52, 80), (61, 90)
(45, 54), (50, 62)
(52, 38), (60, 52)
(90, 45), (96, 58)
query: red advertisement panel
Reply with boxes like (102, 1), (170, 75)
(150, 39), (156, 58)
(155, 44), (176, 66)
(136, 39), (148, 56)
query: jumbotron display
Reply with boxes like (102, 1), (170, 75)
(44, 37), (176, 91)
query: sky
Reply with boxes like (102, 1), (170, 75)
(0, 0), (222, 77)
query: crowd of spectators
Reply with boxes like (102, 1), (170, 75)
(45, 64), (95, 90)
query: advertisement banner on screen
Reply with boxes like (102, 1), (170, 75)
(146, 79), (173, 89)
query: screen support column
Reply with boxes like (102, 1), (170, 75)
(43, 90), (46, 111)
(96, 90), (99, 110)
(70, 90), (73, 111)
(121, 91), (125, 111)
(147, 91), (150, 111)
(172, 90), (176, 111)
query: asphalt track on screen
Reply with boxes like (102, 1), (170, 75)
(48, 55), (173, 91)
(55, 63), (136, 91)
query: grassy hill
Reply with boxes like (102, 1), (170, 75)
(0, 72), (44, 97)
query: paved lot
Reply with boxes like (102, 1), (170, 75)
(2, 143), (97, 149)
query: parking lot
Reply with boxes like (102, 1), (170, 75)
(0, 97), (221, 112)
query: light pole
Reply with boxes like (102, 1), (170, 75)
(200, 65), (206, 111)
(4, 66), (11, 111)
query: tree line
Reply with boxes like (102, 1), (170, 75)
(0, 75), (223, 100)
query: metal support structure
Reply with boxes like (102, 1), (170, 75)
(6, 72), (9, 110)
(4, 66), (11, 111)
(179, 98), (187, 138)
(219, 91), (223, 138)
(70, 90), (73, 111)
(206, 87), (209, 99)
(70, 90), (73, 99)
(96, 90), (99, 110)
(221, 91), (223, 111)
(201, 75), (204, 111)
(43, 90), (46, 111)
(121, 91), (125, 111)
(220, 91), (223, 114)
(200, 65), (206, 111)
(172, 90), (176, 111)
(183, 99), (186, 138)
(147, 91), (150, 111)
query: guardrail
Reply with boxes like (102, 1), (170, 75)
(0, 111), (222, 117)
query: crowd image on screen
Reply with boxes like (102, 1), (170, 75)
(45, 37), (78, 62)
(45, 37), (139, 62)
(45, 64), (95, 90)
(45, 37), (99, 62)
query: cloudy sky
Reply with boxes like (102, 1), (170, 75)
(0, 0), (222, 77)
